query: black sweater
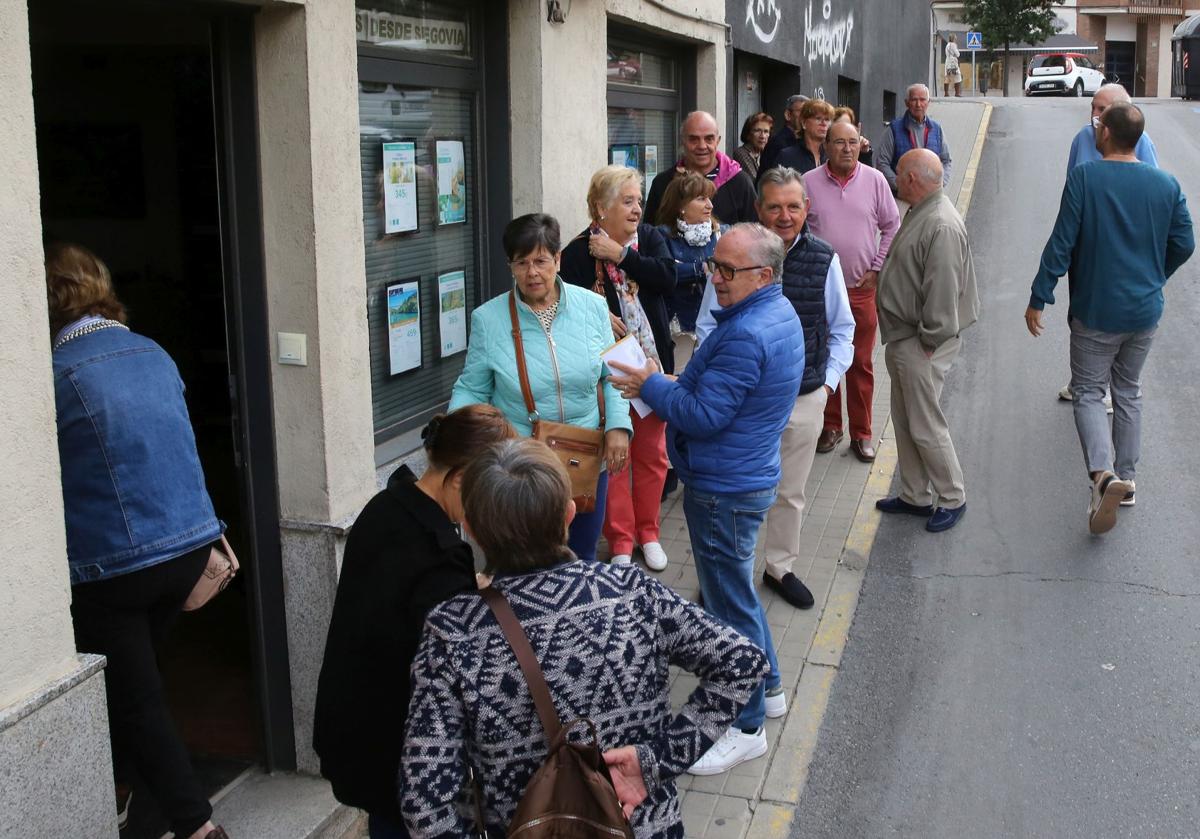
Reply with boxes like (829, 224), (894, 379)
(559, 223), (678, 375)
(313, 465), (476, 820)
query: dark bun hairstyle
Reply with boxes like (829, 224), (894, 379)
(420, 404), (517, 478)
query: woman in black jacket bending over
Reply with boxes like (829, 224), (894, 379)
(313, 404), (515, 839)
(560, 164), (677, 573)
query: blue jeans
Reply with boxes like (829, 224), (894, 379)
(369, 811), (410, 839)
(568, 469), (609, 562)
(682, 485), (781, 730)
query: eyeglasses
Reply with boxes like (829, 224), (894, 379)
(706, 259), (769, 281)
(510, 256), (556, 273)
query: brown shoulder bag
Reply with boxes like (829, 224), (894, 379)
(479, 586), (634, 838)
(509, 292), (607, 514)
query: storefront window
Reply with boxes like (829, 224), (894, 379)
(607, 45), (677, 90)
(358, 82), (480, 443)
(356, 0), (472, 58)
(606, 36), (683, 197)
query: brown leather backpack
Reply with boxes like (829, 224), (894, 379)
(480, 587), (634, 838)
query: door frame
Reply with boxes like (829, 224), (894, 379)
(210, 11), (296, 772)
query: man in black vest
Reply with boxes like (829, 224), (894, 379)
(756, 167), (855, 610)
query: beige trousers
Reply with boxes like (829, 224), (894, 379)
(763, 387), (828, 580)
(884, 335), (965, 508)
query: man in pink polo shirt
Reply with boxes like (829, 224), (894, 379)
(804, 121), (901, 462)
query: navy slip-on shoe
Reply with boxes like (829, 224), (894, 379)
(875, 496), (934, 517)
(926, 504), (967, 532)
(762, 571), (815, 609)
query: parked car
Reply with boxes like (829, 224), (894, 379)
(1024, 53), (1106, 97)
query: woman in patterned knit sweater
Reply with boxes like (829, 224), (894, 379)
(401, 439), (769, 837)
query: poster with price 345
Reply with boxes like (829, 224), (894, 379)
(382, 142), (417, 234)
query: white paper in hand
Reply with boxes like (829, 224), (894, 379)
(601, 335), (653, 419)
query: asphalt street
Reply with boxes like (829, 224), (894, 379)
(792, 97), (1200, 839)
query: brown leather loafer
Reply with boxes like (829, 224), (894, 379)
(205, 828), (230, 839)
(816, 428), (843, 453)
(850, 439), (876, 462)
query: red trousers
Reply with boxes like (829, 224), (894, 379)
(824, 285), (878, 441)
(603, 410), (668, 555)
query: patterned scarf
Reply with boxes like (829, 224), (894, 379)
(590, 227), (661, 365)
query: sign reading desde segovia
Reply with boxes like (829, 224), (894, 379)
(357, 11), (468, 53)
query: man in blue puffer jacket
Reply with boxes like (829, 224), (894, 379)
(609, 222), (804, 777)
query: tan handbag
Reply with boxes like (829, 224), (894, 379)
(183, 534), (239, 611)
(480, 587), (633, 839)
(509, 293), (607, 514)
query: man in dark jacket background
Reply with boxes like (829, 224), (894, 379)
(644, 111), (759, 226)
(759, 94), (808, 174)
(609, 222), (803, 777)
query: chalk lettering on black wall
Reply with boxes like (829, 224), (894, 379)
(745, 0), (782, 44)
(804, 0), (854, 67)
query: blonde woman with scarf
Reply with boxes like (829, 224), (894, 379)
(561, 165), (677, 572)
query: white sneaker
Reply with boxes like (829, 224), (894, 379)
(610, 554), (631, 566)
(641, 542), (668, 572)
(1088, 471), (1130, 535)
(687, 727), (768, 776)
(1058, 384), (1073, 401)
(1120, 480), (1136, 507)
(764, 687), (787, 719)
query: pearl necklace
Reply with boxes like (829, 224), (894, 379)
(53, 319), (129, 351)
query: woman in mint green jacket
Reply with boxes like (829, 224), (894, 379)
(449, 213), (631, 562)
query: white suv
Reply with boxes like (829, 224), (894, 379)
(1024, 53), (1106, 97)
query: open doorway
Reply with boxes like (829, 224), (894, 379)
(30, 3), (280, 835)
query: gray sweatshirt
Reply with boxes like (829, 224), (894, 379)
(877, 189), (979, 350)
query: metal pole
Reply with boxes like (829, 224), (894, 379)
(973, 49), (977, 95)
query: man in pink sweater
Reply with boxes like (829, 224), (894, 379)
(803, 121), (901, 461)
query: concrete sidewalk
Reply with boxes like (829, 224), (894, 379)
(634, 99), (991, 839)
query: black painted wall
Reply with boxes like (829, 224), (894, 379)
(728, 0), (930, 141)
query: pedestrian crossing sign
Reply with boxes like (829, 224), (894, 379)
(966, 31), (983, 50)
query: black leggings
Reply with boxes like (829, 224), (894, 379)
(71, 545), (214, 838)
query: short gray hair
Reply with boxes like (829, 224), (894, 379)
(1095, 83), (1131, 104)
(906, 83), (930, 100)
(755, 166), (808, 204)
(461, 438), (575, 573)
(728, 222), (785, 285)
(786, 94), (809, 109)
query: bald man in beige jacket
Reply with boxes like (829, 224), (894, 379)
(875, 149), (979, 533)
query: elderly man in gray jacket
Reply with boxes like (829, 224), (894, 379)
(875, 149), (979, 533)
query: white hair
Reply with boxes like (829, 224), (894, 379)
(906, 83), (930, 100)
(727, 222), (786, 284)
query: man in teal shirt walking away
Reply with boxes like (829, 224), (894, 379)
(1025, 103), (1193, 535)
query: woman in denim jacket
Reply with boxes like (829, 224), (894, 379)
(47, 243), (228, 839)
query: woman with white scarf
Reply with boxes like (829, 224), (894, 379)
(654, 171), (727, 343)
(561, 165), (677, 572)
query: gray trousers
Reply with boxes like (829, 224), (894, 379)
(884, 335), (965, 508)
(1069, 318), (1156, 481)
